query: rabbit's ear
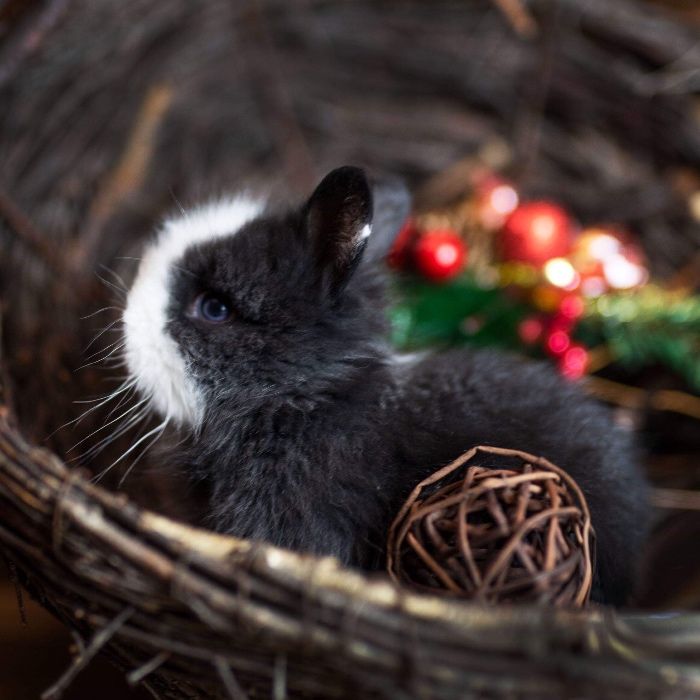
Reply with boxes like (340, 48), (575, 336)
(303, 166), (373, 293)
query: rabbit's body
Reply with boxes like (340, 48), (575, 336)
(123, 167), (649, 605)
(395, 349), (647, 604)
(185, 359), (398, 568)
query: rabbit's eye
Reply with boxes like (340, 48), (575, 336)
(193, 292), (232, 323)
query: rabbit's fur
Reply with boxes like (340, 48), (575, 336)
(123, 167), (649, 604)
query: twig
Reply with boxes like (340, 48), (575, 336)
(72, 84), (174, 271)
(513, 0), (562, 187)
(491, 0), (538, 38)
(585, 376), (700, 421)
(651, 389), (700, 420)
(273, 654), (288, 700)
(0, 307), (16, 424)
(584, 346), (615, 374)
(0, 185), (61, 272)
(5, 556), (27, 626)
(214, 656), (250, 700)
(41, 607), (134, 700)
(0, 0), (71, 89)
(126, 651), (171, 686)
(651, 488), (700, 511)
(667, 252), (700, 290)
(246, 0), (316, 193)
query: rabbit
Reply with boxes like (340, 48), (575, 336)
(122, 166), (650, 605)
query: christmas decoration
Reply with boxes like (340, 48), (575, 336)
(475, 175), (519, 228)
(387, 445), (594, 607)
(545, 327), (572, 357)
(412, 229), (468, 281)
(387, 218), (418, 270)
(558, 295), (585, 322)
(499, 201), (572, 267)
(543, 257), (579, 291)
(388, 167), (695, 391)
(517, 315), (545, 345)
(392, 276), (527, 350)
(572, 228), (648, 294)
(558, 344), (590, 381)
(579, 287), (700, 391)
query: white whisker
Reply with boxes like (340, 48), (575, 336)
(99, 264), (130, 295)
(75, 341), (125, 371)
(67, 396), (150, 452)
(93, 418), (169, 484)
(95, 272), (128, 300)
(81, 306), (123, 320)
(169, 188), (187, 216)
(77, 404), (152, 461)
(103, 383), (138, 420)
(72, 379), (135, 405)
(83, 318), (122, 353)
(47, 379), (137, 439)
(118, 421), (169, 487)
(81, 337), (124, 363)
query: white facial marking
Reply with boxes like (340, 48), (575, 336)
(360, 223), (372, 240)
(123, 196), (264, 428)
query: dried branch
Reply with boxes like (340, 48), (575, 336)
(651, 488), (700, 511)
(585, 376), (700, 422)
(491, 0), (538, 38)
(0, 185), (61, 273)
(42, 607), (135, 700)
(0, 0), (71, 89)
(73, 84), (175, 271)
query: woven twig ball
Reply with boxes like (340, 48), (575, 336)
(387, 446), (595, 607)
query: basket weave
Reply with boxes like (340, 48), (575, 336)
(0, 409), (699, 699)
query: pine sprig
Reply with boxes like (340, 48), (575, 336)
(390, 275), (527, 351)
(390, 275), (700, 393)
(579, 287), (700, 391)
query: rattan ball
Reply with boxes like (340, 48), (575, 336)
(387, 446), (595, 607)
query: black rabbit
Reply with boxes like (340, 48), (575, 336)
(123, 166), (649, 604)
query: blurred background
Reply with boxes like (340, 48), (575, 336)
(1, 0), (699, 697)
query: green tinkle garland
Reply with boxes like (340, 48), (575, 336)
(391, 276), (700, 392)
(580, 287), (700, 390)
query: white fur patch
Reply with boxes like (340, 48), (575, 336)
(391, 350), (430, 366)
(123, 196), (264, 427)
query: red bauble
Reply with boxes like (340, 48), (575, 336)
(517, 316), (545, 345)
(500, 202), (573, 267)
(557, 294), (585, 322)
(387, 218), (418, 269)
(414, 229), (467, 281)
(558, 344), (589, 380)
(545, 328), (571, 357)
(476, 175), (519, 228)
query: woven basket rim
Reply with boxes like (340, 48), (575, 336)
(2, 406), (700, 698)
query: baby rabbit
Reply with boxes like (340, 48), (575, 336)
(123, 166), (649, 604)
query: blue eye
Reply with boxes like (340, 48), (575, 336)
(195, 292), (232, 323)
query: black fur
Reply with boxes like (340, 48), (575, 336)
(160, 167), (649, 605)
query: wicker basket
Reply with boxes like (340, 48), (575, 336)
(1, 409), (699, 699)
(1, 0), (700, 697)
